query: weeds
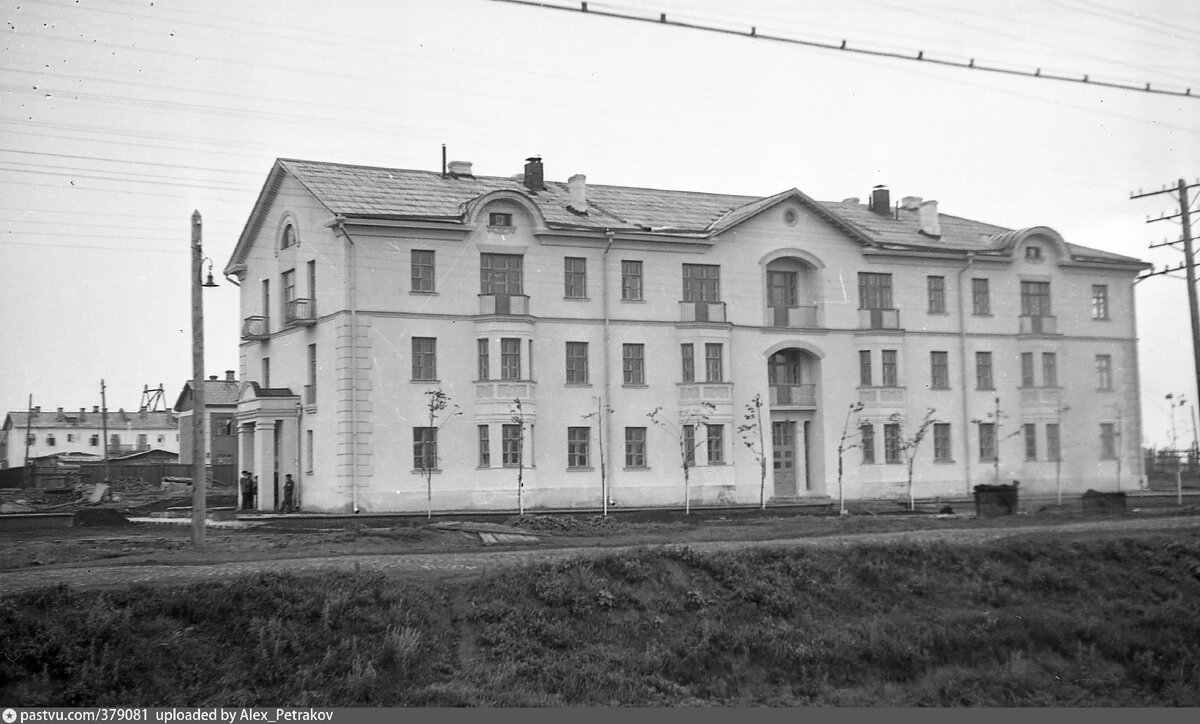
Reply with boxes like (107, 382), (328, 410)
(3, 534), (1200, 706)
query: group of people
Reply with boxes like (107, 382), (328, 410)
(238, 471), (296, 513)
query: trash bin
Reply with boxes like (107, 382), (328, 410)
(974, 481), (1019, 518)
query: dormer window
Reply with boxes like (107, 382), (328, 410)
(489, 212), (513, 228)
(281, 223), (297, 249)
(1025, 246), (1042, 259)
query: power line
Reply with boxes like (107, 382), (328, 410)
(492, 0), (1198, 98)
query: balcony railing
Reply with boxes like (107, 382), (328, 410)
(769, 384), (817, 407)
(1019, 315), (1058, 335)
(303, 384), (317, 407)
(770, 305), (819, 328)
(285, 298), (316, 326)
(1019, 387), (1062, 405)
(476, 381), (536, 400)
(678, 382), (732, 403)
(858, 387), (905, 407)
(679, 300), (727, 323)
(478, 294), (530, 316)
(858, 308), (900, 330)
(241, 316), (269, 340)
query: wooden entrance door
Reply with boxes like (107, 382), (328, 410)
(772, 421), (797, 497)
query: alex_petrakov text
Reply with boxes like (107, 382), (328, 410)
(155, 710), (332, 723)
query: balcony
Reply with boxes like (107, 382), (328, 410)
(241, 316), (269, 340)
(858, 308), (900, 330)
(769, 305), (819, 328)
(285, 298), (316, 326)
(679, 301), (727, 323)
(769, 384), (817, 408)
(1019, 315), (1058, 335)
(478, 294), (530, 316)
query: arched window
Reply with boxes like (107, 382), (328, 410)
(281, 223), (297, 249)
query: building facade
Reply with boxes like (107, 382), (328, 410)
(224, 156), (1147, 513)
(1, 406), (180, 469)
(173, 371), (241, 468)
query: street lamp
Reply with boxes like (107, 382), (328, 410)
(190, 211), (219, 546)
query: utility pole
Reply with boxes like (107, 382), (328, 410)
(100, 379), (109, 481)
(1133, 179), (1200, 446)
(190, 210), (207, 547)
(22, 394), (33, 488)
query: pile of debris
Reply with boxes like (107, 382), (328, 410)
(506, 513), (618, 534)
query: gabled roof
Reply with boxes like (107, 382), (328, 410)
(173, 378), (241, 411)
(225, 158), (1147, 272)
(5, 409), (178, 431)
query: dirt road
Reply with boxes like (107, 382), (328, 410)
(3, 514), (1198, 596)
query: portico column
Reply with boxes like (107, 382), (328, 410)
(254, 419), (276, 511)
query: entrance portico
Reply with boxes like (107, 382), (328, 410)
(236, 382), (300, 512)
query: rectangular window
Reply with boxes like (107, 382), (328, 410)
(307, 260), (316, 300)
(979, 422), (997, 462)
(477, 339), (490, 380)
(489, 212), (513, 227)
(502, 424), (522, 466)
(308, 344), (317, 386)
(501, 338), (521, 381)
(625, 427), (647, 468)
(412, 250), (435, 292)
(1047, 423), (1061, 462)
(1024, 423), (1038, 461)
(478, 425), (491, 467)
(46, 435), (56, 447)
(861, 424), (876, 464)
(858, 272), (893, 309)
(261, 279), (271, 324)
(110, 434), (120, 447)
(933, 423), (951, 462)
(1020, 352), (1035, 388)
(1021, 281), (1052, 316)
(706, 424), (725, 465)
(884, 423), (901, 464)
(927, 275), (946, 313)
(262, 357), (270, 388)
(859, 350), (872, 387)
(564, 257), (587, 299)
(282, 268), (296, 311)
(881, 350), (898, 387)
(566, 341), (589, 384)
(67, 434), (75, 443)
(480, 253), (524, 295)
(567, 427), (590, 468)
(682, 264), (720, 302)
(705, 343), (724, 383)
(971, 278), (990, 315)
(1096, 354), (1113, 390)
(1100, 423), (1117, 459)
(681, 344), (695, 383)
(683, 424), (696, 466)
(623, 343), (645, 385)
(767, 271), (798, 309)
(1042, 352), (1057, 388)
(306, 430), (314, 472)
(930, 351), (949, 389)
(621, 260), (644, 301)
(413, 427), (437, 470)
(89, 435), (99, 447)
(1092, 284), (1109, 320)
(412, 337), (437, 381)
(976, 351), (994, 390)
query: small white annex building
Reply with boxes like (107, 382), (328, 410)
(223, 156), (1148, 513)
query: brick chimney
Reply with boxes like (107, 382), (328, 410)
(523, 156), (544, 192)
(226, 370), (236, 382)
(567, 174), (588, 214)
(870, 185), (891, 216)
(79, 407), (86, 422)
(918, 200), (941, 237)
(208, 375), (218, 381)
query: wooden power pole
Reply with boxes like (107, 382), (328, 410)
(1134, 178), (1200, 438)
(190, 210), (207, 546)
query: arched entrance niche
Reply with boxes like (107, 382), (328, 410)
(763, 341), (825, 498)
(760, 249), (825, 329)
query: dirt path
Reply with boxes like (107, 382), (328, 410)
(3, 515), (1198, 596)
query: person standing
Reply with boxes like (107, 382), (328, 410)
(281, 473), (296, 514)
(239, 471), (255, 511)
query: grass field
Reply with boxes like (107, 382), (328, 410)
(3, 529), (1199, 706)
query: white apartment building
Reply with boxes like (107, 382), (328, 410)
(223, 156), (1147, 513)
(1, 406), (180, 469)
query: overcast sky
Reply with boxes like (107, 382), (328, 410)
(1, 0), (1198, 447)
